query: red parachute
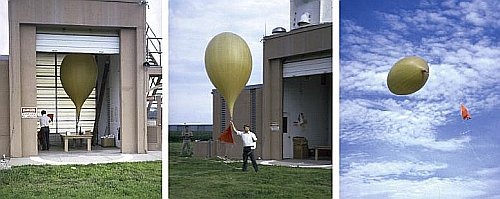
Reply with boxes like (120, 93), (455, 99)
(461, 104), (471, 120)
(218, 123), (234, 144)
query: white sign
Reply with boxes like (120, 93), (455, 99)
(21, 107), (38, 119)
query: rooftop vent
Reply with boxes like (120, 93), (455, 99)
(271, 27), (287, 34)
(298, 12), (311, 27)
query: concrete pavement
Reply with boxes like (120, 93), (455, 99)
(6, 146), (161, 167)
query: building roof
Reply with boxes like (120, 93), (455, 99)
(264, 22), (332, 41)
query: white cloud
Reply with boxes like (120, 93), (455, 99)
(341, 0), (500, 197)
(340, 0), (500, 150)
(341, 160), (498, 199)
(340, 98), (472, 151)
(0, 0), (8, 55)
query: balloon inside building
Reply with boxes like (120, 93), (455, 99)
(60, 54), (98, 133)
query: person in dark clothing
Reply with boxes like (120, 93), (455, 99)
(39, 110), (52, 150)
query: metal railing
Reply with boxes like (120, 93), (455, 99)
(145, 23), (162, 67)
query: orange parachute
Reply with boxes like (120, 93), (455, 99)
(460, 104), (471, 120)
(218, 123), (235, 144)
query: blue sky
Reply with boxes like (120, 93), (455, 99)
(168, 0), (289, 124)
(340, 0), (500, 198)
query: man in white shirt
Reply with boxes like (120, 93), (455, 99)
(39, 110), (52, 150)
(231, 121), (258, 172)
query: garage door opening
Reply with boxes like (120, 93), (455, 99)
(282, 57), (332, 160)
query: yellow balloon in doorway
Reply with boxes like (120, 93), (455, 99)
(204, 32), (252, 119)
(60, 54), (98, 124)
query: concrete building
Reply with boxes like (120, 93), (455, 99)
(262, 23), (332, 160)
(290, 0), (332, 30)
(205, 0), (332, 160)
(211, 84), (263, 159)
(2, 0), (162, 157)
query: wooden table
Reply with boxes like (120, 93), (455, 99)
(315, 146), (332, 161)
(60, 134), (93, 152)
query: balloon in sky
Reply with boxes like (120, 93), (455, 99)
(205, 32), (252, 118)
(387, 56), (429, 95)
(60, 54), (98, 124)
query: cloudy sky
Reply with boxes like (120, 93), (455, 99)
(168, 0), (289, 124)
(340, 0), (500, 198)
(0, 0), (7, 55)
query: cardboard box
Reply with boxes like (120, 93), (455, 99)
(101, 138), (115, 147)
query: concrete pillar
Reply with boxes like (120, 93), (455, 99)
(19, 25), (38, 156)
(9, 20), (22, 158)
(262, 59), (283, 160)
(9, 23), (38, 157)
(120, 28), (146, 154)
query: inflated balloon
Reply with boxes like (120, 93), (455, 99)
(205, 32), (252, 118)
(387, 56), (429, 95)
(60, 54), (98, 124)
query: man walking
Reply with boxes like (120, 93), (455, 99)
(39, 110), (52, 151)
(231, 121), (258, 172)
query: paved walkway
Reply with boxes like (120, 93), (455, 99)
(217, 156), (332, 169)
(5, 146), (329, 169)
(7, 147), (161, 167)
(259, 159), (332, 169)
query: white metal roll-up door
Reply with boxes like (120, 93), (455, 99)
(36, 33), (119, 54)
(283, 57), (332, 78)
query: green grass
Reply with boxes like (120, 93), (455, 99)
(168, 142), (332, 199)
(0, 161), (162, 199)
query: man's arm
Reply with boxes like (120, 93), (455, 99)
(230, 121), (237, 133)
(252, 133), (257, 142)
(230, 121), (242, 135)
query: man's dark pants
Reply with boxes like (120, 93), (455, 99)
(242, 146), (258, 172)
(40, 127), (50, 150)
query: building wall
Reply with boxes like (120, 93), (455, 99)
(0, 56), (9, 156)
(212, 85), (263, 159)
(262, 23), (332, 160)
(283, 74), (332, 154)
(8, 0), (147, 157)
(290, 0), (332, 30)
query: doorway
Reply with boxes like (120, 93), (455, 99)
(282, 73), (332, 159)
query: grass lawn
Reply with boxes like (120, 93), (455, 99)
(168, 142), (332, 199)
(0, 161), (161, 199)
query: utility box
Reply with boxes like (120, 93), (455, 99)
(293, 137), (309, 159)
(101, 137), (115, 147)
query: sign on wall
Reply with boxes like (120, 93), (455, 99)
(21, 107), (38, 119)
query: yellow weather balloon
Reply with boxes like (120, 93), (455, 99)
(205, 32), (252, 119)
(387, 56), (429, 95)
(60, 54), (98, 126)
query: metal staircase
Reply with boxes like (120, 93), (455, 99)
(146, 23), (162, 67)
(145, 23), (162, 126)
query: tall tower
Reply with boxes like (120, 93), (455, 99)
(290, 0), (332, 30)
